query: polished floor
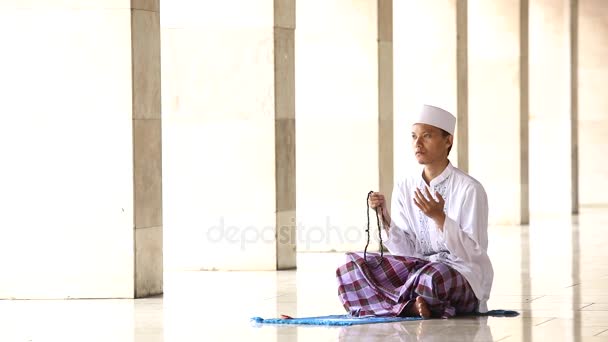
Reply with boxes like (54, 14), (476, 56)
(2, 209), (608, 341)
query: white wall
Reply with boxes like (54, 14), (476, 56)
(161, 0), (282, 269)
(394, 0), (460, 181)
(529, 0), (574, 217)
(468, 0), (527, 224)
(296, 0), (380, 252)
(0, 1), (135, 298)
(579, 0), (608, 207)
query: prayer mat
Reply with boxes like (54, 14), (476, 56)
(251, 310), (519, 326)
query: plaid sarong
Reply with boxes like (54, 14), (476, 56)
(336, 252), (478, 318)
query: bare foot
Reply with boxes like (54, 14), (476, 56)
(415, 297), (432, 319)
(403, 297), (432, 319)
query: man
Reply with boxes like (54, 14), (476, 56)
(336, 104), (493, 318)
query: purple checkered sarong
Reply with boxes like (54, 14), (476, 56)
(336, 252), (478, 318)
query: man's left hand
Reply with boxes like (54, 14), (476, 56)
(413, 187), (446, 231)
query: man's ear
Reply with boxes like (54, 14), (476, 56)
(447, 135), (453, 148)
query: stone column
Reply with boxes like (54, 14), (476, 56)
(132, 0), (163, 297)
(468, 0), (530, 224)
(378, 0), (394, 211)
(161, 0), (296, 270)
(273, 0), (297, 270)
(456, 0), (469, 173)
(528, 0), (577, 217)
(570, 0), (579, 214)
(578, 0), (608, 207)
(0, 0), (162, 298)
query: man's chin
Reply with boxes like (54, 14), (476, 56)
(415, 156), (427, 164)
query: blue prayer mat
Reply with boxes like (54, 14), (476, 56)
(251, 310), (519, 327)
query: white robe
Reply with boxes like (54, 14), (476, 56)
(382, 162), (494, 313)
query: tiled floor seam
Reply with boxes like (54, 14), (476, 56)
(534, 317), (556, 326)
(595, 328), (608, 337)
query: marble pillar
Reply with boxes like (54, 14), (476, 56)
(456, 0), (469, 172)
(132, 0), (163, 297)
(378, 0), (394, 216)
(274, 0), (297, 270)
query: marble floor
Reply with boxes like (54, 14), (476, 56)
(1, 208), (608, 341)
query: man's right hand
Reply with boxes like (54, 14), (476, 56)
(368, 192), (391, 230)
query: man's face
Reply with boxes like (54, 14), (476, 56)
(411, 124), (452, 165)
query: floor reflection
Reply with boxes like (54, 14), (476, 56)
(521, 223), (532, 342)
(571, 214), (581, 342)
(338, 317), (493, 341)
(0, 209), (607, 341)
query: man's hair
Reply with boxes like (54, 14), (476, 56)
(440, 129), (453, 156)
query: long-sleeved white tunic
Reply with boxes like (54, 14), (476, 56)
(382, 162), (493, 312)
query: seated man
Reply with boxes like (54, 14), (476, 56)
(336, 105), (493, 318)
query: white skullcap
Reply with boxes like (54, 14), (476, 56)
(412, 104), (456, 135)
